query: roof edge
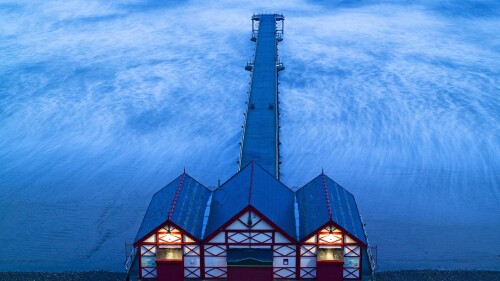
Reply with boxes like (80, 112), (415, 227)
(203, 205), (298, 244)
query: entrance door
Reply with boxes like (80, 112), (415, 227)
(227, 266), (273, 281)
(156, 260), (183, 281)
(317, 261), (344, 281)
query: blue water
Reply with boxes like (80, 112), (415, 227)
(0, 0), (499, 271)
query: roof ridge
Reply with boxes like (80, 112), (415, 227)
(168, 172), (186, 221)
(321, 170), (333, 221)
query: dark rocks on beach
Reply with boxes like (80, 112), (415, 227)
(0, 270), (499, 281)
(0, 271), (125, 281)
(376, 270), (500, 281)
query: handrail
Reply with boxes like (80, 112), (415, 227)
(238, 26), (259, 171)
(274, 19), (281, 179)
(124, 247), (137, 272)
(360, 214), (377, 277)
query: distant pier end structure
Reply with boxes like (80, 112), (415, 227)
(126, 14), (376, 281)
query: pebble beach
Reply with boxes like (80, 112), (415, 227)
(1, 270), (499, 281)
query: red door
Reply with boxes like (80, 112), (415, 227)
(317, 261), (344, 281)
(227, 266), (273, 281)
(156, 260), (183, 281)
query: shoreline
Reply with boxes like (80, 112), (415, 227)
(0, 270), (499, 281)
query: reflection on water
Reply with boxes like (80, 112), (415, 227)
(0, 0), (499, 271)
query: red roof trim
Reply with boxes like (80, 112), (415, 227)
(203, 205), (297, 243)
(321, 170), (333, 220)
(248, 206), (297, 243)
(168, 172), (186, 221)
(299, 221), (367, 247)
(203, 207), (250, 242)
(133, 219), (200, 247)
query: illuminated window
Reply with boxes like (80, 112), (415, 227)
(317, 248), (344, 261)
(156, 248), (183, 261)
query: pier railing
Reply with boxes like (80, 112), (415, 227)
(360, 214), (378, 276)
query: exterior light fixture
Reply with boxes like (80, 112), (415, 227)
(327, 226), (335, 242)
(165, 225), (174, 242)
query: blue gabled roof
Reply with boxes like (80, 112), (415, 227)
(204, 162), (296, 240)
(134, 173), (211, 243)
(250, 163), (296, 239)
(295, 176), (330, 240)
(296, 174), (366, 244)
(135, 167), (365, 246)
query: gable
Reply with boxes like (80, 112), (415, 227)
(204, 162), (296, 240)
(140, 224), (197, 245)
(206, 209), (292, 244)
(324, 176), (366, 245)
(134, 173), (211, 243)
(296, 174), (366, 244)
